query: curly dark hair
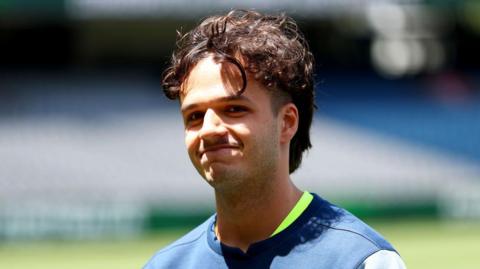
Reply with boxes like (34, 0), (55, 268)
(162, 10), (316, 173)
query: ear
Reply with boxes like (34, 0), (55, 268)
(279, 103), (299, 144)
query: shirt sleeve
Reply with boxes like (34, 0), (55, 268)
(357, 250), (407, 269)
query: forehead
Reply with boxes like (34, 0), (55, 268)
(181, 57), (221, 95)
(180, 56), (271, 110)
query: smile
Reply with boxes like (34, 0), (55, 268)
(199, 145), (239, 156)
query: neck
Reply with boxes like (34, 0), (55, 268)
(214, 173), (302, 252)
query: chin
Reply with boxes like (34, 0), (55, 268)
(202, 164), (244, 188)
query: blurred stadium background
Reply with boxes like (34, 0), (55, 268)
(1, 0), (480, 268)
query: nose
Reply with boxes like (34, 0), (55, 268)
(198, 109), (227, 139)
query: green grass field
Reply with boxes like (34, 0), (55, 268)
(1, 219), (478, 269)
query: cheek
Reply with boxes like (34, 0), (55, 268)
(184, 130), (198, 155)
(228, 123), (251, 144)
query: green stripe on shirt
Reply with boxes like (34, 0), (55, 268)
(271, 191), (314, 237)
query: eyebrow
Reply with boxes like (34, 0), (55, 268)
(181, 95), (253, 113)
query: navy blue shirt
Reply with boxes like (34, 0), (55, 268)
(144, 194), (397, 269)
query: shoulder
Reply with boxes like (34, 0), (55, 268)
(143, 216), (214, 269)
(311, 195), (396, 252)
(292, 195), (399, 267)
(329, 207), (395, 251)
(359, 250), (407, 269)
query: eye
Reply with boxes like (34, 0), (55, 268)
(225, 105), (248, 114)
(185, 111), (204, 125)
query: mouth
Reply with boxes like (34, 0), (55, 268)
(198, 144), (239, 157)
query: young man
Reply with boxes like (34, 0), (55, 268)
(144, 10), (406, 269)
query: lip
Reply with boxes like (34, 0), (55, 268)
(199, 144), (239, 156)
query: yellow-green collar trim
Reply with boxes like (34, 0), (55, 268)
(271, 191), (314, 237)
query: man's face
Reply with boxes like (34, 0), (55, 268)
(180, 56), (282, 190)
